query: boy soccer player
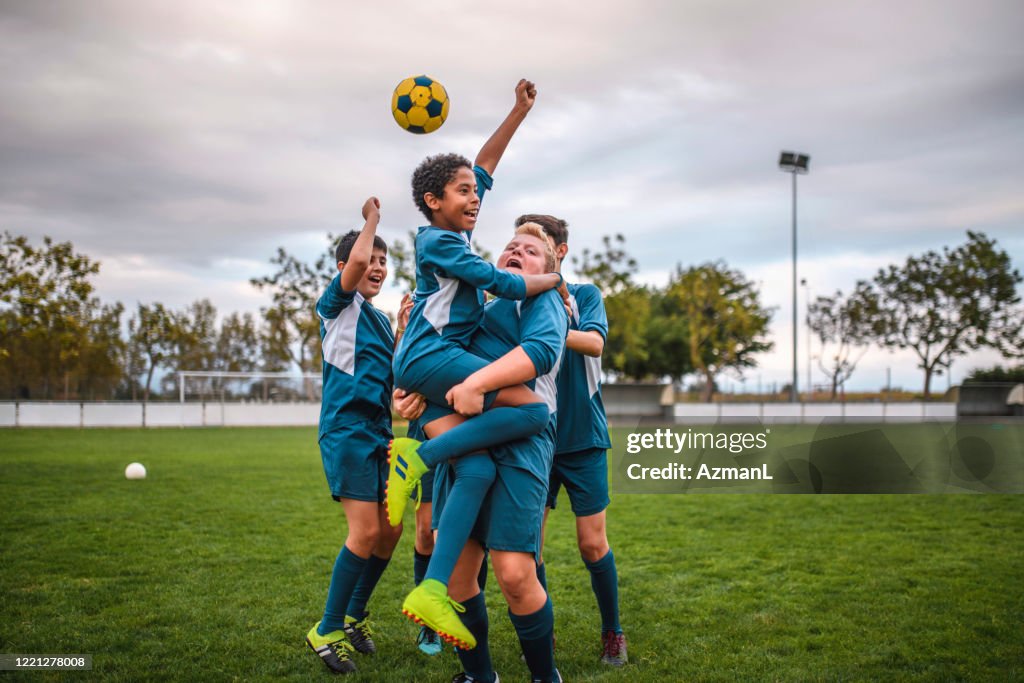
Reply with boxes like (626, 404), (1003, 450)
(400, 225), (567, 683)
(387, 81), (564, 649)
(516, 213), (628, 666)
(305, 197), (404, 675)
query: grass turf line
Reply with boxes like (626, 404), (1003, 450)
(0, 427), (1021, 682)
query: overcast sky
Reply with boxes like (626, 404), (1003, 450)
(2, 0), (1022, 392)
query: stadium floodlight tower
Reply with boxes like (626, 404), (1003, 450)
(779, 151), (810, 403)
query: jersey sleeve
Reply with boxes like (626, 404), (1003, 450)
(464, 165), (493, 242)
(518, 290), (569, 376)
(429, 231), (528, 300)
(316, 274), (356, 320)
(474, 165), (493, 200)
(574, 284), (608, 340)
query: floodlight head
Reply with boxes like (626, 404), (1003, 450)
(779, 150), (810, 174)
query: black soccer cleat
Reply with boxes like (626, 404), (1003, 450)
(306, 621), (357, 674)
(343, 616), (377, 655)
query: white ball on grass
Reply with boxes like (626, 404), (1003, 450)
(125, 462), (147, 480)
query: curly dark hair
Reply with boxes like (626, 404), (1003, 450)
(515, 213), (569, 246)
(335, 230), (387, 263)
(411, 153), (473, 221)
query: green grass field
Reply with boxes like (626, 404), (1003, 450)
(1, 427), (1022, 682)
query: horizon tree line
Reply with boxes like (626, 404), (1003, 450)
(0, 229), (1020, 402)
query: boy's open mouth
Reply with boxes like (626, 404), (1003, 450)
(505, 257), (522, 269)
(367, 274), (383, 285)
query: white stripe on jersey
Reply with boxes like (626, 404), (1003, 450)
(536, 353), (562, 414)
(568, 293), (601, 399)
(422, 274), (459, 335)
(320, 291), (363, 375)
(518, 300), (560, 413)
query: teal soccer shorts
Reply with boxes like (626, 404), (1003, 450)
(546, 447), (610, 517)
(432, 459), (547, 563)
(319, 423), (389, 503)
(395, 345), (499, 421)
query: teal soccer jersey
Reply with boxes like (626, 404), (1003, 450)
(317, 274), (394, 438)
(555, 283), (612, 454)
(470, 291), (567, 481)
(394, 166), (529, 387)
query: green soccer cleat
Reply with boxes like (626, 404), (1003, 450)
(401, 578), (476, 650)
(600, 630), (628, 666)
(306, 621), (357, 674)
(386, 438), (429, 527)
(343, 615), (376, 655)
(417, 625), (443, 656)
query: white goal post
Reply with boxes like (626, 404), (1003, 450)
(176, 371), (322, 403)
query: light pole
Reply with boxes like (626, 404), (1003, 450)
(779, 151), (810, 403)
(801, 277), (811, 401)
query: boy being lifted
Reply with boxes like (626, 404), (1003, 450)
(388, 80), (563, 649)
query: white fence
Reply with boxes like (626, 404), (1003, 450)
(672, 402), (957, 424)
(0, 402), (319, 428)
(0, 400), (959, 428)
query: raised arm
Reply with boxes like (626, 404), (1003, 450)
(340, 197), (381, 292)
(474, 79), (537, 176)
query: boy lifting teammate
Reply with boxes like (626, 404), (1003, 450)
(516, 213), (628, 667)
(305, 198), (408, 675)
(387, 79), (566, 650)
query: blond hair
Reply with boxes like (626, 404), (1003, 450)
(514, 222), (558, 273)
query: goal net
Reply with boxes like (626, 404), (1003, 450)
(176, 371), (322, 403)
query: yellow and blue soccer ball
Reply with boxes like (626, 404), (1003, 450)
(392, 75), (449, 134)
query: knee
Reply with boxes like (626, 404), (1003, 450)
(347, 521), (381, 556)
(495, 565), (535, 605)
(415, 526), (435, 554)
(578, 535), (609, 564)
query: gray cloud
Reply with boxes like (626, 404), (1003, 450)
(1, 0), (1021, 388)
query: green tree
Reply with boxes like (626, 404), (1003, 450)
(216, 312), (261, 373)
(670, 261), (774, 402)
(965, 364), (1024, 383)
(644, 288), (693, 382)
(0, 232), (105, 399)
(174, 299), (218, 371)
(127, 303), (176, 401)
(388, 229), (419, 294)
(250, 246), (331, 374)
(808, 284), (875, 400)
(867, 231), (1022, 399)
(572, 234), (652, 379)
(78, 301), (126, 400)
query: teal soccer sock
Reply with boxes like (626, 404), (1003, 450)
(509, 596), (556, 681)
(413, 550), (430, 586)
(319, 545), (368, 635)
(345, 553), (390, 622)
(477, 550), (489, 591)
(425, 453), (495, 584)
(417, 403), (548, 467)
(584, 549), (621, 634)
(454, 592), (495, 683)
